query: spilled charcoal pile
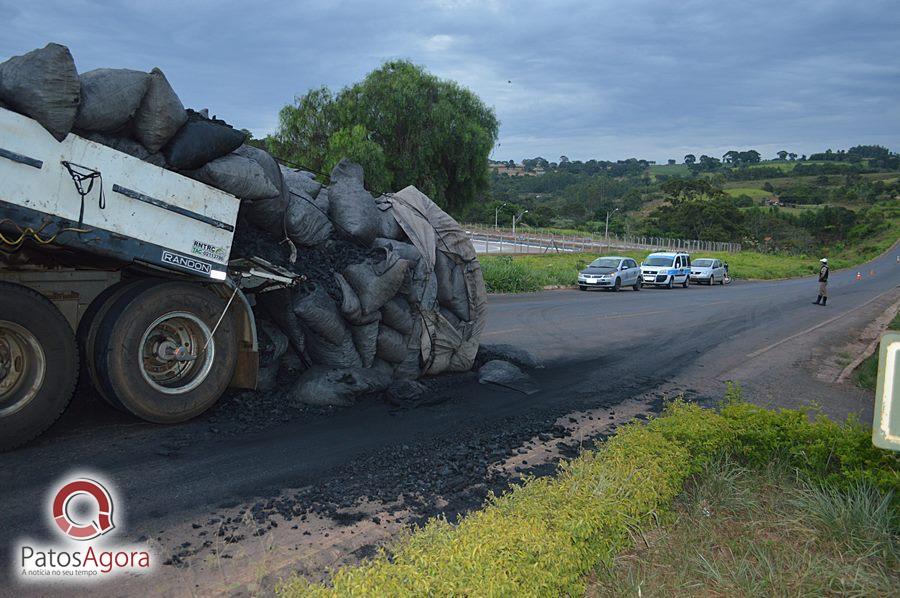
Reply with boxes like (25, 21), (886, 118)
(0, 43), (489, 406)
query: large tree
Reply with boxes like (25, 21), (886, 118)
(272, 61), (499, 211)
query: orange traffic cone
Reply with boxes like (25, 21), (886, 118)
(856, 272), (862, 281)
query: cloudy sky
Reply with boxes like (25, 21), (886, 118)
(3, 0), (898, 163)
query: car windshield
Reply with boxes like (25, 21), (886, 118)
(643, 256), (674, 267)
(588, 258), (620, 268)
(693, 259), (714, 267)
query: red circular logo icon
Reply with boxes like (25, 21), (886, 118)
(52, 478), (115, 540)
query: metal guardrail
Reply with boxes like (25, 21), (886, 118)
(463, 224), (742, 254)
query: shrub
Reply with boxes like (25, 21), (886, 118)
(480, 255), (541, 293)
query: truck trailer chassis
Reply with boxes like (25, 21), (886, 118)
(0, 107), (293, 450)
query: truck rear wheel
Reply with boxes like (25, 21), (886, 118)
(77, 278), (159, 411)
(92, 281), (237, 424)
(0, 282), (78, 451)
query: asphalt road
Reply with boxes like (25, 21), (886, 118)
(1, 247), (898, 592)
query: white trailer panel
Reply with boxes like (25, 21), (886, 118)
(0, 107), (240, 270)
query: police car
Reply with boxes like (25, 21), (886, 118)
(640, 252), (692, 288)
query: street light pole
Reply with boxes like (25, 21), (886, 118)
(605, 208), (619, 253)
(495, 203), (507, 230)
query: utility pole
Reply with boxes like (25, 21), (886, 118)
(494, 202), (506, 230)
(605, 208), (619, 254)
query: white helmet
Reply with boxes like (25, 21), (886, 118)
(820, 258), (828, 263)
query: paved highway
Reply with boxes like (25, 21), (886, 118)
(1, 246), (897, 592)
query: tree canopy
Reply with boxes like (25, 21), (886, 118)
(270, 61), (499, 211)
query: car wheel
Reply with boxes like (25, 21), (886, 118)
(632, 280), (641, 291)
(612, 278), (621, 292)
(579, 285), (587, 291)
(708, 276), (715, 285)
(78, 278), (160, 411)
(665, 278), (673, 289)
(682, 277), (689, 288)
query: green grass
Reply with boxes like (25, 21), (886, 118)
(724, 187), (773, 200)
(586, 458), (898, 597)
(648, 163), (692, 177)
(856, 312), (900, 391)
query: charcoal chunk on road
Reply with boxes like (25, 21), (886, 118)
(0, 43), (80, 141)
(475, 343), (543, 370)
(291, 367), (392, 407)
(163, 109), (246, 170)
(132, 67), (187, 152)
(384, 379), (427, 405)
(478, 360), (538, 395)
(328, 159), (381, 246)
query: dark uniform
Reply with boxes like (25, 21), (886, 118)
(813, 261), (829, 305)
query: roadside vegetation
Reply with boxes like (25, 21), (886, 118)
(278, 387), (898, 596)
(587, 457), (898, 596)
(855, 312), (900, 391)
(465, 146), (899, 274)
(479, 244), (891, 293)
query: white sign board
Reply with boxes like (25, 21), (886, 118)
(873, 332), (900, 451)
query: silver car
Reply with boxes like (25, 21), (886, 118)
(578, 256), (642, 291)
(690, 258), (726, 285)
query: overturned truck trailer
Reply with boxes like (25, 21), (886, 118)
(0, 43), (486, 451)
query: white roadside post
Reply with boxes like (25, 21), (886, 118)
(873, 332), (900, 451)
(512, 210), (528, 254)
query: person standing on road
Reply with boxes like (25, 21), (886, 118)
(813, 258), (829, 306)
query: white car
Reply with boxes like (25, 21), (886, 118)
(578, 256), (642, 291)
(690, 258), (727, 285)
(640, 252), (691, 288)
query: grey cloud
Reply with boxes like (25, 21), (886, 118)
(1, 0), (896, 161)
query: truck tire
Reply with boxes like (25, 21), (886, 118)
(0, 282), (78, 451)
(92, 281), (237, 423)
(77, 278), (157, 411)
